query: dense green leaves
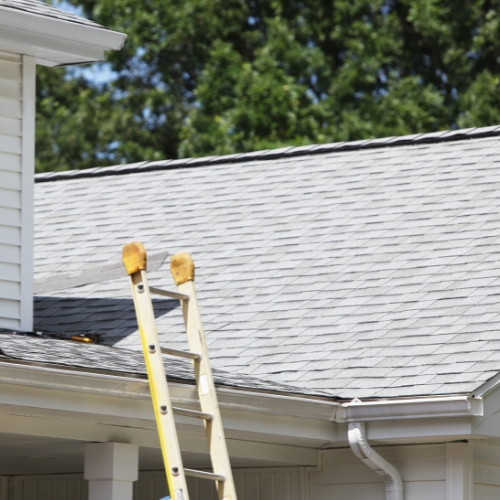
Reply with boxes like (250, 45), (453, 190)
(36, 0), (500, 171)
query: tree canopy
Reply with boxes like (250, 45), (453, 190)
(36, 0), (500, 172)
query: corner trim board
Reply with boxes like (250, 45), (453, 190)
(19, 55), (35, 332)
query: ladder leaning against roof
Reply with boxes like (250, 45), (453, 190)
(122, 241), (237, 500)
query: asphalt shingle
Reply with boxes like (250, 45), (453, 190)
(32, 129), (500, 398)
(0, 332), (322, 396)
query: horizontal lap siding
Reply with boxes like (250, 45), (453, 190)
(7, 468), (304, 500)
(310, 445), (446, 500)
(135, 468), (305, 500)
(13, 442), (500, 500)
(3, 447), (448, 499)
(474, 442), (500, 498)
(0, 51), (22, 329)
(13, 475), (87, 500)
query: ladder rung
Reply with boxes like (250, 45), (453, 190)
(161, 347), (202, 361)
(184, 469), (226, 482)
(173, 407), (213, 421)
(149, 286), (189, 301)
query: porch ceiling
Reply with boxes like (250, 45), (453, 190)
(0, 432), (298, 476)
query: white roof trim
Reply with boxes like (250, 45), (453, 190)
(0, 360), (483, 424)
(341, 396), (483, 422)
(0, 7), (125, 49)
(0, 6), (126, 65)
(471, 372), (500, 398)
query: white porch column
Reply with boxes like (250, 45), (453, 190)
(84, 442), (139, 500)
(446, 442), (472, 500)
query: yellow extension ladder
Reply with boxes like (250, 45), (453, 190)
(122, 241), (237, 500)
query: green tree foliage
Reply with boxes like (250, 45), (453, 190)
(36, 0), (500, 172)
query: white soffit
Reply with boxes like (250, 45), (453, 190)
(0, 7), (126, 66)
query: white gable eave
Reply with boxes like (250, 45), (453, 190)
(0, 6), (126, 66)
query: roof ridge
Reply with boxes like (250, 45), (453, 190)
(35, 125), (500, 183)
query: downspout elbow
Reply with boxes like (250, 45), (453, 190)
(348, 421), (403, 500)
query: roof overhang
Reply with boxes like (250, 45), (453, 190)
(0, 358), (484, 422)
(0, 6), (126, 66)
(0, 359), (489, 445)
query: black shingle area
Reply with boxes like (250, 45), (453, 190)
(33, 127), (500, 399)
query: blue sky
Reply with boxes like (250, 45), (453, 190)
(55, 0), (117, 85)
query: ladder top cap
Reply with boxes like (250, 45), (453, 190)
(122, 241), (147, 275)
(171, 252), (195, 285)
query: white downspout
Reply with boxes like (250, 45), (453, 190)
(348, 421), (403, 500)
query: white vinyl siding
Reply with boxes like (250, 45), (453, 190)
(135, 468), (304, 500)
(1, 446), (445, 500)
(8, 475), (88, 500)
(310, 445), (446, 500)
(3, 441), (500, 500)
(0, 51), (35, 331)
(3, 468), (305, 500)
(0, 51), (22, 329)
(473, 442), (500, 498)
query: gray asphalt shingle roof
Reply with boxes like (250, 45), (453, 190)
(0, 0), (106, 29)
(0, 332), (318, 396)
(33, 127), (500, 399)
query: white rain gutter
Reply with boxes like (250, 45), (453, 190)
(348, 421), (403, 500)
(0, 359), (484, 421)
(342, 396), (482, 500)
(341, 395), (483, 421)
(0, 358), (485, 496)
(0, 359), (341, 420)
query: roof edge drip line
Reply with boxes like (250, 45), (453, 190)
(35, 126), (500, 183)
(0, 360), (484, 422)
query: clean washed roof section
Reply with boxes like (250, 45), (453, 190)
(34, 128), (500, 398)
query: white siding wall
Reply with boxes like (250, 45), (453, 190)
(2, 468), (304, 500)
(9, 475), (87, 500)
(134, 468), (304, 500)
(310, 445), (446, 500)
(0, 51), (35, 331)
(473, 441), (500, 498)
(7, 441), (500, 499)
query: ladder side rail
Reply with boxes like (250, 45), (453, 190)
(123, 243), (190, 500)
(171, 253), (238, 500)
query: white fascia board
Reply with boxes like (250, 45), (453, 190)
(342, 396), (483, 422)
(0, 360), (483, 424)
(0, 8), (126, 50)
(215, 386), (340, 421)
(0, 360), (341, 422)
(0, 24), (106, 66)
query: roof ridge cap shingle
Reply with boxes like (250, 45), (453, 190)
(35, 125), (500, 183)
